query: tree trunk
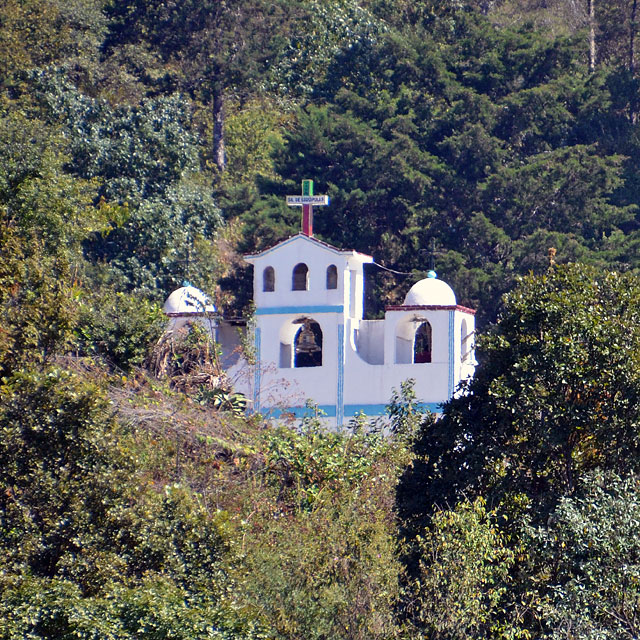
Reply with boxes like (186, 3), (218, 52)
(213, 91), (226, 172)
(629, 0), (639, 123)
(588, 0), (596, 71)
(630, 0), (638, 73)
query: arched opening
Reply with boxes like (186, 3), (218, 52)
(326, 264), (338, 289)
(414, 322), (432, 363)
(294, 319), (322, 367)
(263, 266), (275, 292)
(292, 263), (309, 291)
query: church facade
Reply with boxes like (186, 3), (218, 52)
(164, 183), (477, 426)
(232, 234), (476, 425)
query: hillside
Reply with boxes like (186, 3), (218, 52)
(3, 1), (640, 638)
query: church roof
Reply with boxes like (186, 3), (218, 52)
(244, 233), (373, 262)
(163, 285), (216, 315)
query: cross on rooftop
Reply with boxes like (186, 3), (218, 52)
(286, 179), (329, 237)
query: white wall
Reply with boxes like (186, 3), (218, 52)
(246, 234), (372, 312)
(342, 307), (476, 419)
(356, 320), (385, 364)
(253, 310), (342, 411)
(228, 233), (478, 426)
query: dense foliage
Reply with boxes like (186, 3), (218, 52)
(398, 263), (640, 636)
(4, 0), (640, 638)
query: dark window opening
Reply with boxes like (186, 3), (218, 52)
(263, 266), (275, 292)
(292, 263), (309, 291)
(326, 264), (338, 289)
(414, 322), (432, 363)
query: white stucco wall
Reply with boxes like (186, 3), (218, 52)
(245, 234), (372, 313)
(215, 233), (477, 426)
(356, 320), (385, 364)
(341, 307), (475, 419)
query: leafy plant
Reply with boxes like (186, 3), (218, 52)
(75, 289), (165, 371)
(238, 421), (411, 640)
(411, 498), (516, 640)
(530, 471), (640, 639)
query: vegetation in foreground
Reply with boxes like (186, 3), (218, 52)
(4, 216), (640, 638)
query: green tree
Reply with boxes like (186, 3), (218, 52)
(411, 498), (516, 639)
(272, 0), (385, 99)
(399, 263), (640, 531)
(0, 365), (261, 639)
(75, 289), (165, 371)
(0, 217), (77, 378)
(0, 0), (106, 82)
(238, 424), (409, 639)
(0, 111), (103, 259)
(531, 471), (640, 639)
(235, 13), (637, 322)
(104, 0), (294, 171)
(28, 70), (224, 297)
(479, 145), (633, 239)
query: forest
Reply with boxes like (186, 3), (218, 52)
(3, 0), (640, 637)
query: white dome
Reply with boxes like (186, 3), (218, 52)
(403, 272), (456, 306)
(163, 285), (216, 315)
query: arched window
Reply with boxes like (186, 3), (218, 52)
(294, 319), (322, 367)
(326, 264), (338, 289)
(414, 322), (432, 363)
(263, 266), (275, 292)
(292, 263), (309, 291)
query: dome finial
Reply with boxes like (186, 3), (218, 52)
(427, 270), (437, 279)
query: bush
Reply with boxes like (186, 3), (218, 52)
(0, 366), (261, 639)
(75, 289), (165, 371)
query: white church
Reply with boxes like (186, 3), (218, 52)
(164, 181), (477, 426)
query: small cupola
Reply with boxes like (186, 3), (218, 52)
(163, 283), (216, 316)
(403, 271), (456, 306)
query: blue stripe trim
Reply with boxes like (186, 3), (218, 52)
(256, 305), (344, 315)
(261, 402), (443, 420)
(344, 403), (443, 417)
(253, 327), (261, 412)
(448, 310), (455, 398)
(337, 324), (345, 426)
(266, 405), (337, 418)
